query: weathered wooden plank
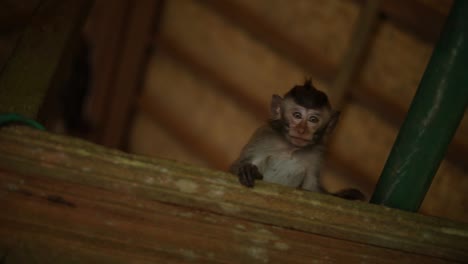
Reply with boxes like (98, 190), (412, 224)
(0, 126), (466, 262)
(0, 157), (457, 263)
(4, 171), (455, 264)
(0, 234), (149, 264)
(0, 0), (92, 118)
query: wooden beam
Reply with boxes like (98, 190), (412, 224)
(332, 0), (381, 108)
(99, 0), (162, 149)
(0, 169), (456, 263)
(0, 126), (466, 262)
(0, 0), (92, 119)
(84, 0), (130, 141)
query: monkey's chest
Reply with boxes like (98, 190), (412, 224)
(259, 155), (306, 188)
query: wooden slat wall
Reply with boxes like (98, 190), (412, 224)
(123, 0), (468, 223)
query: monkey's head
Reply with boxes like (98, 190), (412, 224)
(270, 79), (339, 147)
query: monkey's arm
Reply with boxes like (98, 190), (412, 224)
(229, 127), (275, 187)
(229, 147), (266, 188)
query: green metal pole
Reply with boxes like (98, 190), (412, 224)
(370, 0), (468, 211)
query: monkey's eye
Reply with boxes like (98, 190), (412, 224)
(292, 112), (302, 119)
(308, 116), (319, 123)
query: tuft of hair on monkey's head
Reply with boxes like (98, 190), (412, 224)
(284, 79), (331, 110)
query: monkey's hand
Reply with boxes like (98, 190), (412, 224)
(238, 164), (263, 188)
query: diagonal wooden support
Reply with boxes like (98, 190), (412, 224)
(0, 126), (467, 262)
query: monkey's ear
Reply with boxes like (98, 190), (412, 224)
(270, 94), (283, 120)
(325, 111), (340, 134)
(313, 111), (340, 144)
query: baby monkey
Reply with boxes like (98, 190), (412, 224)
(230, 80), (364, 200)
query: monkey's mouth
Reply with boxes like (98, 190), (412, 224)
(288, 135), (311, 146)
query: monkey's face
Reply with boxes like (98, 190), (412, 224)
(282, 99), (329, 147)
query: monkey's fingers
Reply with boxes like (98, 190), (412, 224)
(252, 167), (263, 180)
(238, 166), (255, 188)
(238, 174), (254, 187)
(247, 165), (262, 180)
(247, 164), (263, 185)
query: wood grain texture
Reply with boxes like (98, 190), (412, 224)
(0, 126), (467, 262)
